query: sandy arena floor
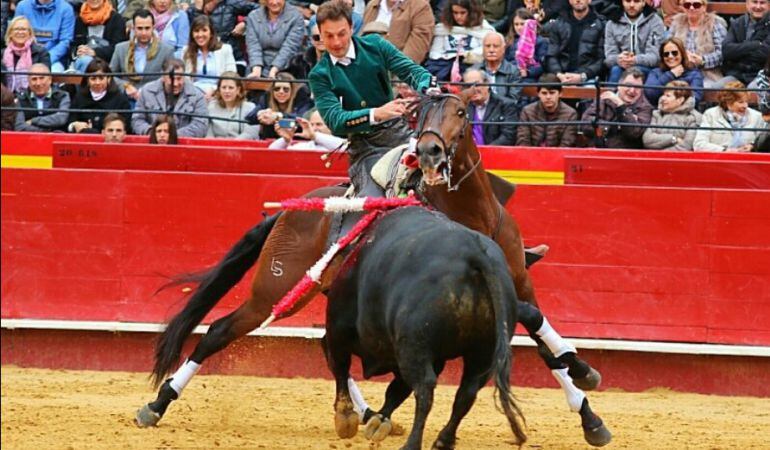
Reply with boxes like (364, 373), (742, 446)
(2, 366), (769, 449)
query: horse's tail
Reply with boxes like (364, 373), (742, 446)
(151, 212), (282, 387)
(478, 247), (527, 446)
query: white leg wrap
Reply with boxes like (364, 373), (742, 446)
(169, 360), (201, 396)
(536, 317), (577, 358)
(347, 377), (370, 420)
(551, 368), (586, 413)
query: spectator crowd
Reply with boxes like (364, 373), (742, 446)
(1, 0), (768, 151)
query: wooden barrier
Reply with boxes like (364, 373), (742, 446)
(708, 2), (747, 15)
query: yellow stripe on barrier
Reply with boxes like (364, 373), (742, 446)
(1, 155), (53, 169)
(489, 169), (564, 185)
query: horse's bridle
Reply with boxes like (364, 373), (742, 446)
(415, 94), (481, 192)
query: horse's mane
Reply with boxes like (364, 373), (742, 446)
(413, 94), (460, 133)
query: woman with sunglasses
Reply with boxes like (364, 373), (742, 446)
(644, 37), (704, 105)
(285, 23), (325, 80)
(251, 72), (312, 139)
(667, 0), (727, 88)
(206, 70), (260, 139)
(693, 80), (766, 152)
(182, 15), (236, 99)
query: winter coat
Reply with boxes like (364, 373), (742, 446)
(667, 12), (728, 81)
(71, 7), (127, 64)
(187, 0), (257, 62)
(582, 94), (654, 149)
(474, 59), (522, 104)
(13, 86), (70, 131)
(427, 20), (495, 65)
(482, 0), (515, 33)
(206, 99), (260, 139)
(14, 0), (75, 66)
(68, 85), (131, 133)
(363, 0), (435, 64)
(1, 82), (15, 130)
(516, 100), (578, 147)
(604, 12), (665, 69)
(182, 43), (237, 93)
(722, 12), (770, 85)
(245, 5), (304, 74)
(642, 96), (702, 150)
(693, 106), (767, 151)
(543, 8), (606, 80)
(504, 35), (548, 80)
(644, 67), (704, 105)
(132, 78), (208, 137)
(467, 93), (517, 145)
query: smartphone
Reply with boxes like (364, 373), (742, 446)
(278, 118), (296, 129)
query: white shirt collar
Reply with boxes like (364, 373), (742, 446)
(330, 41), (356, 66)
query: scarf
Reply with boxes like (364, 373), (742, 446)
(91, 89), (107, 101)
(126, 37), (160, 82)
(515, 19), (538, 70)
(151, 7), (173, 35)
(80, 1), (113, 26)
(2, 40), (33, 92)
(726, 110), (750, 147)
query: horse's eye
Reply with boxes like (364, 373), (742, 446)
(457, 110), (465, 117)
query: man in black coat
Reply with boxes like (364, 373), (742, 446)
(543, 0), (606, 85)
(14, 63), (70, 132)
(722, 0), (770, 85)
(464, 67), (517, 146)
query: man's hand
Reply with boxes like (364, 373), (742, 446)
(76, 45), (95, 57)
(295, 117), (315, 141)
(601, 90), (624, 106)
(268, 66), (279, 79)
(519, 67), (528, 78)
(727, 143), (754, 152)
(373, 98), (410, 122)
(257, 108), (278, 125)
(557, 73), (582, 84)
(125, 84), (140, 100)
(688, 53), (703, 67)
(71, 120), (91, 133)
(248, 66), (262, 78)
(618, 52), (636, 69)
(231, 22), (245, 36)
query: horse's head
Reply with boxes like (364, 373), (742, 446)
(414, 90), (473, 187)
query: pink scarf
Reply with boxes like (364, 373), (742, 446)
(515, 19), (538, 70)
(151, 7), (173, 35)
(2, 40), (33, 92)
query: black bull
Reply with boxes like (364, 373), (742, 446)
(323, 206), (527, 449)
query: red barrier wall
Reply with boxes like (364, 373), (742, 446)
(3, 167), (769, 346)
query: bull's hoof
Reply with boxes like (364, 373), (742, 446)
(364, 414), (392, 442)
(431, 438), (455, 449)
(573, 367), (602, 391)
(584, 423), (612, 447)
(389, 421), (406, 436)
(334, 409), (359, 439)
(135, 404), (161, 428)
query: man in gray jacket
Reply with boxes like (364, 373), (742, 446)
(604, 0), (665, 83)
(132, 58), (208, 137)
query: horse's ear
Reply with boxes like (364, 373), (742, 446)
(458, 88), (474, 107)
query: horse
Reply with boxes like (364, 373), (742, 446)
(324, 206), (526, 450)
(135, 94), (610, 446)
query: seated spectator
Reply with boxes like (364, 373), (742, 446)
(516, 72), (578, 147)
(463, 67), (517, 145)
(643, 80), (702, 150)
(182, 15), (236, 98)
(693, 81), (767, 151)
(307, 0), (364, 37)
(660, 0), (683, 27)
(101, 112), (127, 142)
(186, 0), (256, 71)
(481, 0), (516, 33)
(14, 0), (74, 72)
(582, 67), (653, 148)
(245, 0), (304, 79)
(2, 79), (15, 130)
(504, 8), (547, 81)
(68, 58), (131, 133)
(644, 37), (704, 105)
(721, 0), (770, 87)
(149, 114), (178, 144)
(3, 16), (50, 93)
(667, 0), (727, 88)
(132, 57), (208, 137)
(149, 0), (189, 53)
(286, 22), (324, 79)
(269, 109), (348, 150)
(70, 0), (126, 73)
(251, 72), (313, 140)
(425, 0), (494, 81)
(362, 0), (434, 64)
(206, 71), (260, 139)
(110, 9), (175, 99)
(543, 0), (606, 85)
(604, 0), (664, 83)
(756, 55), (770, 113)
(13, 63), (69, 131)
(476, 31), (521, 103)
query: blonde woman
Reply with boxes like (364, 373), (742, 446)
(148, 0), (190, 52)
(206, 71), (260, 139)
(3, 16), (50, 92)
(252, 72), (312, 139)
(667, 0), (727, 87)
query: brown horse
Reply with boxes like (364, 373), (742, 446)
(135, 94), (609, 447)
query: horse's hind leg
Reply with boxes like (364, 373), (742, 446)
(432, 358), (489, 450)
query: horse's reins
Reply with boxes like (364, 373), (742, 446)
(415, 94), (481, 192)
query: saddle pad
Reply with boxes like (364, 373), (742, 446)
(371, 144), (412, 197)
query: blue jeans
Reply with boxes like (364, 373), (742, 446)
(73, 55), (94, 73)
(608, 65), (652, 83)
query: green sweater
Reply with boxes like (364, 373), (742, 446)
(309, 34), (433, 137)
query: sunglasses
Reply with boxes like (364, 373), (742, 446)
(311, 34), (321, 42)
(273, 86), (291, 93)
(663, 50), (680, 57)
(682, 2), (703, 9)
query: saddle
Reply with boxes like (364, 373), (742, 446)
(370, 143), (419, 198)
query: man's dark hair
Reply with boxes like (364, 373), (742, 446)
(103, 113), (126, 129)
(537, 73), (562, 92)
(620, 67), (645, 83)
(316, 0), (352, 27)
(162, 57), (186, 72)
(133, 9), (155, 25)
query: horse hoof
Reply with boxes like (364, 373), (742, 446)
(584, 423), (612, 447)
(364, 414), (392, 442)
(135, 404), (161, 428)
(334, 409), (359, 439)
(573, 367), (602, 391)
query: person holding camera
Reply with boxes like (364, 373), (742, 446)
(249, 72), (312, 140)
(70, 0), (126, 73)
(269, 109), (347, 150)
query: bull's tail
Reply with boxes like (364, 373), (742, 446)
(478, 249), (527, 446)
(151, 212), (281, 387)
